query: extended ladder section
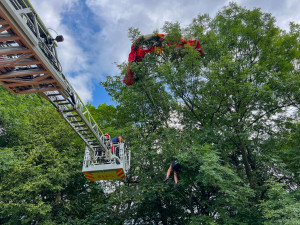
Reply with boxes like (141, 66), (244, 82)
(0, 0), (130, 181)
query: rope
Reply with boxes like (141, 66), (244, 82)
(140, 81), (169, 128)
(174, 187), (191, 208)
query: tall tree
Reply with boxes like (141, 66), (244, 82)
(101, 2), (300, 224)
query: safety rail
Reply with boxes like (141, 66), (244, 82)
(83, 143), (131, 181)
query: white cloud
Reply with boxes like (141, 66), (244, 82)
(68, 74), (94, 103)
(30, 0), (77, 29)
(55, 26), (88, 73)
(235, 0), (300, 30)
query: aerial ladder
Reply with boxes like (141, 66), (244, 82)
(0, 0), (130, 181)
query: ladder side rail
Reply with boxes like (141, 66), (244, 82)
(73, 92), (107, 150)
(38, 37), (62, 72)
(17, 0), (61, 71)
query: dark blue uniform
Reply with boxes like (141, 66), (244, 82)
(171, 158), (181, 172)
(111, 137), (119, 144)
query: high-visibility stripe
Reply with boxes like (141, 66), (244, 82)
(117, 172), (124, 177)
(83, 168), (126, 181)
(83, 172), (93, 176)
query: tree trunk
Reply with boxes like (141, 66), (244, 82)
(240, 138), (255, 188)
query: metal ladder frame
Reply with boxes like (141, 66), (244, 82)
(0, 0), (130, 179)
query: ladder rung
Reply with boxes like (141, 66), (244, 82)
(85, 137), (94, 140)
(62, 109), (75, 112)
(0, 34), (20, 42)
(0, 69), (47, 78)
(67, 114), (79, 117)
(0, 58), (39, 68)
(0, 19), (8, 25)
(71, 120), (82, 123)
(91, 143), (100, 145)
(75, 125), (86, 128)
(7, 80), (55, 88)
(53, 99), (66, 102)
(58, 102), (70, 105)
(16, 86), (58, 94)
(87, 138), (96, 141)
(78, 128), (89, 131)
(0, 46), (31, 56)
(47, 93), (61, 97)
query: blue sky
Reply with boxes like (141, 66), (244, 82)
(30, 0), (300, 107)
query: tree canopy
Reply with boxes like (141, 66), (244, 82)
(1, 3), (300, 224)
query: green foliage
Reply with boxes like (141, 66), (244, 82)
(0, 87), (104, 224)
(128, 27), (141, 43)
(163, 22), (182, 44)
(86, 103), (118, 135)
(261, 181), (300, 225)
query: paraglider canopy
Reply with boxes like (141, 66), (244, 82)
(123, 33), (203, 86)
